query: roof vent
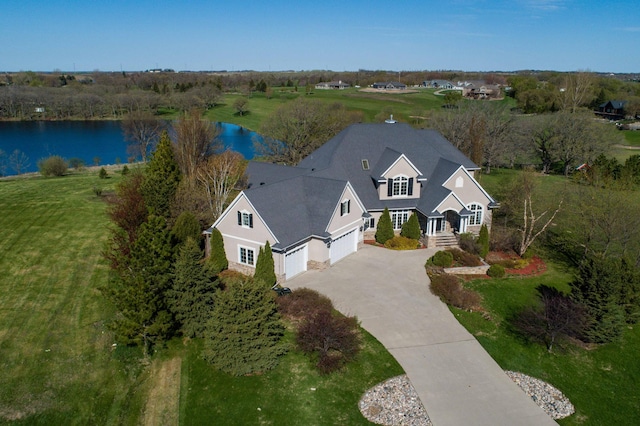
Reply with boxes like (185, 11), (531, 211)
(385, 114), (397, 124)
(260, 182), (265, 186)
(361, 159), (370, 170)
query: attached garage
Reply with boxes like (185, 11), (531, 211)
(330, 228), (358, 265)
(285, 244), (307, 279)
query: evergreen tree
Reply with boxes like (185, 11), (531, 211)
(254, 241), (276, 287)
(375, 208), (394, 244)
(171, 211), (201, 245)
(477, 224), (490, 258)
(400, 212), (421, 241)
(168, 237), (218, 338)
(207, 227), (228, 275)
(141, 130), (181, 219)
(104, 215), (175, 355)
(203, 277), (286, 375)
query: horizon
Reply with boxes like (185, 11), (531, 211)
(2, 0), (640, 74)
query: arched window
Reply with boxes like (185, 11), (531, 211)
(468, 203), (483, 225)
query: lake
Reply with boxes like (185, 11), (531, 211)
(0, 121), (258, 176)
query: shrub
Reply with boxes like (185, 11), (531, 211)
(490, 225), (519, 252)
(92, 185), (102, 197)
(384, 235), (420, 250)
(487, 264), (505, 278)
(448, 248), (483, 267)
(429, 273), (481, 310)
(99, 167), (108, 179)
(459, 233), (480, 255)
(276, 288), (333, 320)
(207, 227), (228, 275)
(171, 211), (201, 244)
(296, 309), (361, 374)
(400, 213), (421, 240)
(254, 241), (277, 287)
(38, 155), (67, 177)
(478, 224), (489, 258)
(428, 250), (454, 268)
(375, 208), (394, 244)
(68, 157), (85, 170)
(121, 164), (130, 175)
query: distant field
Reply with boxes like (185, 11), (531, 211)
(0, 170), (404, 424)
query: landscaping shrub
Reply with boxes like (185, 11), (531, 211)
(171, 211), (202, 244)
(121, 164), (130, 175)
(487, 264), (505, 278)
(428, 250), (454, 267)
(276, 287), (333, 320)
(254, 241), (277, 287)
(92, 185), (102, 197)
(207, 227), (228, 275)
(400, 213), (421, 240)
(448, 248), (483, 267)
(375, 208), (394, 244)
(296, 309), (361, 374)
(478, 224), (490, 258)
(38, 155), (67, 176)
(99, 167), (108, 179)
(384, 235), (420, 250)
(459, 233), (480, 255)
(429, 273), (481, 310)
(490, 225), (519, 252)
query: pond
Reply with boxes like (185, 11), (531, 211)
(0, 121), (259, 176)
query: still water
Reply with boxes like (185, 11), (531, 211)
(0, 121), (258, 176)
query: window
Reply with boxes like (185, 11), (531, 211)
(340, 200), (350, 216)
(468, 204), (483, 225)
(237, 211), (253, 228)
(239, 247), (255, 266)
(391, 210), (409, 230)
(455, 176), (464, 188)
(387, 176), (414, 197)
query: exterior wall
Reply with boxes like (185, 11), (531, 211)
(327, 186), (365, 235)
(308, 238), (330, 265)
(378, 158), (421, 200)
(443, 168), (491, 206)
(437, 193), (465, 213)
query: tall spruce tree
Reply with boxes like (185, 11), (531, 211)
(477, 224), (490, 258)
(254, 241), (276, 286)
(141, 130), (181, 219)
(168, 237), (218, 338)
(171, 211), (202, 245)
(207, 227), (228, 275)
(400, 212), (421, 241)
(375, 208), (394, 244)
(203, 277), (286, 375)
(104, 215), (175, 355)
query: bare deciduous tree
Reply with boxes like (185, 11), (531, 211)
(560, 71), (596, 113)
(121, 111), (166, 162)
(196, 150), (246, 220)
(9, 149), (29, 175)
(172, 109), (221, 180)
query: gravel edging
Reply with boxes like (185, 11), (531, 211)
(359, 372), (574, 425)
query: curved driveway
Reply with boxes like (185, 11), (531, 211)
(287, 244), (556, 426)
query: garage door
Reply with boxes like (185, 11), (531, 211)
(330, 228), (357, 265)
(285, 245), (307, 279)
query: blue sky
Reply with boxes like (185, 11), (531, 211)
(2, 0), (639, 73)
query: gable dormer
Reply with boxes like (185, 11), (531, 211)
(371, 148), (424, 200)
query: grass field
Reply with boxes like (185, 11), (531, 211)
(0, 170), (403, 424)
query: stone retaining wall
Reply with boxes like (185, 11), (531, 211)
(444, 264), (490, 275)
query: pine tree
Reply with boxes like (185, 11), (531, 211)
(141, 130), (181, 219)
(203, 277), (286, 375)
(104, 215), (175, 355)
(254, 241), (277, 287)
(400, 212), (421, 241)
(375, 208), (394, 244)
(168, 237), (218, 338)
(207, 227), (228, 275)
(171, 211), (202, 245)
(477, 224), (490, 258)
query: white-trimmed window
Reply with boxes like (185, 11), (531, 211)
(237, 210), (253, 228)
(468, 203), (483, 225)
(340, 199), (351, 216)
(455, 176), (464, 188)
(239, 246), (255, 266)
(393, 176), (409, 196)
(391, 210), (410, 230)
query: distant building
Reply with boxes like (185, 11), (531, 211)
(596, 100), (627, 120)
(423, 80), (455, 89)
(372, 82), (406, 90)
(315, 81), (350, 90)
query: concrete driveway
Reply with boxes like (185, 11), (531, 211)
(287, 244), (556, 426)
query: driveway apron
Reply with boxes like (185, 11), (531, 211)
(287, 244), (557, 426)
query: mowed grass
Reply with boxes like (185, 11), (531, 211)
(0, 170), (148, 424)
(0, 171), (405, 424)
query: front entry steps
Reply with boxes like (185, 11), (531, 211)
(435, 233), (458, 248)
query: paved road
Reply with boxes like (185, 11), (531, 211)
(287, 244), (557, 426)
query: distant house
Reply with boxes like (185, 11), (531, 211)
(596, 100), (627, 120)
(315, 81), (350, 90)
(205, 123), (496, 282)
(372, 81), (407, 90)
(424, 80), (455, 89)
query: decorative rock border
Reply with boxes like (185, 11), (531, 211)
(359, 372), (574, 425)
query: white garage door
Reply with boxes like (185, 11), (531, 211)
(330, 228), (358, 265)
(285, 245), (307, 279)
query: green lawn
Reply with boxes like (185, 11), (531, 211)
(0, 171), (403, 424)
(455, 264), (640, 425)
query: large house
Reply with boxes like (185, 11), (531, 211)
(205, 123), (497, 282)
(596, 100), (627, 120)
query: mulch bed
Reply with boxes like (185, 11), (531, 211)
(485, 251), (547, 277)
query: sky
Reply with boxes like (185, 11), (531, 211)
(1, 0), (639, 73)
